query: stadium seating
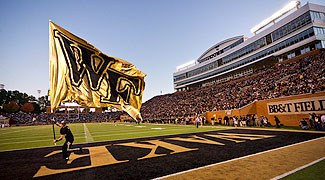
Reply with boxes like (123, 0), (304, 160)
(141, 50), (325, 122)
(3, 111), (123, 125)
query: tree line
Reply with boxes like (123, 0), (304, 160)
(0, 89), (48, 113)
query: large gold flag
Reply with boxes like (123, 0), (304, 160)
(49, 21), (146, 121)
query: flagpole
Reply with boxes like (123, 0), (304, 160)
(52, 119), (56, 145)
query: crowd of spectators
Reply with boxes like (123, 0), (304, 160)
(211, 114), (273, 128)
(2, 111), (123, 125)
(141, 51), (325, 121)
(299, 113), (325, 130)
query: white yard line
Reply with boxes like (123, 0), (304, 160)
(0, 139), (55, 145)
(0, 127), (40, 135)
(0, 136), (86, 145)
(88, 126), (181, 135)
(0, 133), (85, 141)
(91, 128), (201, 138)
(0, 126), (33, 131)
(270, 157), (325, 180)
(83, 123), (94, 143)
(0, 135), (85, 142)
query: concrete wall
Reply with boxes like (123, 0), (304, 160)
(206, 92), (325, 126)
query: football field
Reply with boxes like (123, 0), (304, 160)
(0, 122), (224, 151)
(0, 123), (324, 180)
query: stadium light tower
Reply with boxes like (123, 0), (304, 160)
(37, 89), (41, 98)
(250, 0), (300, 34)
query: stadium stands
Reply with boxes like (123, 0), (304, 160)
(3, 111), (123, 125)
(141, 50), (325, 122)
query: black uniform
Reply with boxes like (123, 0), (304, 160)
(60, 126), (74, 159)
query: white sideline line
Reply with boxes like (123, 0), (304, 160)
(153, 136), (325, 180)
(83, 123), (94, 143)
(270, 157), (325, 180)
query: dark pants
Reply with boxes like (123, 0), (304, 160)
(315, 122), (322, 130)
(276, 122), (280, 128)
(196, 122), (199, 128)
(62, 140), (73, 159)
(309, 120), (314, 128)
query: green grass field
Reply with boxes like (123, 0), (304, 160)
(0, 122), (224, 151)
(281, 159), (325, 180)
(0, 122), (321, 152)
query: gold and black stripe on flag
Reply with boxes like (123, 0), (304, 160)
(49, 21), (146, 121)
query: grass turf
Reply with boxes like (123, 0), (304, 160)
(0, 122), (224, 151)
(281, 159), (325, 180)
(1, 122), (322, 152)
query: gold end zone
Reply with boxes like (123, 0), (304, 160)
(159, 137), (325, 180)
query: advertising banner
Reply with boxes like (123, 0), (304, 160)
(267, 96), (325, 115)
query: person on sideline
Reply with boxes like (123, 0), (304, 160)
(194, 114), (198, 128)
(52, 119), (82, 161)
(299, 119), (309, 130)
(321, 114), (325, 130)
(274, 116), (280, 128)
(233, 116), (238, 128)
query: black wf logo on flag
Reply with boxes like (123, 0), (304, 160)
(53, 30), (143, 105)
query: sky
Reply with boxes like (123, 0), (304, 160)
(0, 0), (324, 102)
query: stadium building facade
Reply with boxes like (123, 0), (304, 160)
(173, 2), (325, 91)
